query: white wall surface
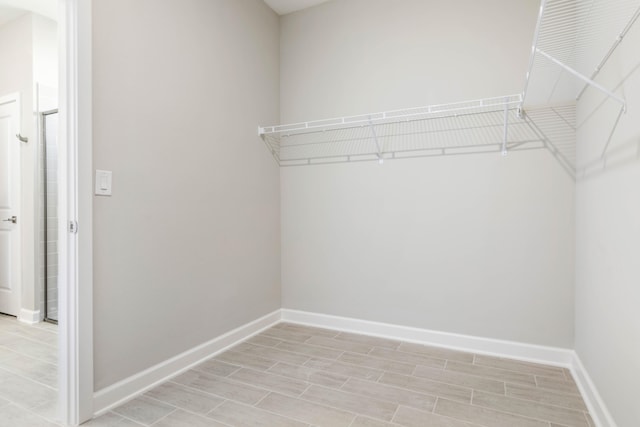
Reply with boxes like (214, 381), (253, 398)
(575, 13), (640, 427)
(32, 14), (58, 89)
(92, 0), (280, 390)
(280, 0), (576, 347)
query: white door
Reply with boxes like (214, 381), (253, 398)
(0, 95), (21, 316)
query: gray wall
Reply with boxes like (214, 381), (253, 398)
(575, 12), (640, 427)
(92, 0), (281, 390)
(280, 0), (576, 347)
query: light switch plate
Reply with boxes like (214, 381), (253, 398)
(95, 170), (112, 196)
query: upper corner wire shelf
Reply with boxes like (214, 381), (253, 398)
(523, 0), (640, 108)
(259, 95), (549, 167)
(520, 0), (640, 165)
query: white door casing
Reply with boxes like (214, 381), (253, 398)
(0, 94), (21, 316)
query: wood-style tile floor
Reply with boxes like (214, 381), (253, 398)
(0, 313), (59, 426)
(88, 323), (594, 427)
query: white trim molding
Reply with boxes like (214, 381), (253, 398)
(18, 309), (41, 324)
(92, 310), (282, 417)
(59, 0), (94, 424)
(570, 353), (617, 427)
(281, 309), (574, 368)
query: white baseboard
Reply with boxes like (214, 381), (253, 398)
(18, 309), (41, 325)
(281, 309), (574, 368)
(570, 353), (617, 427)
(92, 309), (281, 416)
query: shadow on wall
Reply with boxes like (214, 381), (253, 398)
(577, 58), (640, 180)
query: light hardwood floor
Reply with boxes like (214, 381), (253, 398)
(87, 323), (593, 427)
(0, 313), (59, 426)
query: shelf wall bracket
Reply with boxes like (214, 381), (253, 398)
(367, 117), (383, 164)
(536, 48), (627, 112)
(502, 98), (509, 156)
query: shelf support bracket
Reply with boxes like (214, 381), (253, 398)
(502, 98), (509, 156)
(368, 117), (383, 164)
(536, 48), (626, 111)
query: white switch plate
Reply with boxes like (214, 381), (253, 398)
(95, 170), (112, 196)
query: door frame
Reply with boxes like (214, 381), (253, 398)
(58, 0), (93, 424)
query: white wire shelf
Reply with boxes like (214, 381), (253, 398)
(521, 0), (640, 163)
(259, 95), (551, 167)
(523, 0), (640, 107)
(258, 0), (640, 173)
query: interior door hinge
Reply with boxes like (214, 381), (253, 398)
(69, 220), (78, 234)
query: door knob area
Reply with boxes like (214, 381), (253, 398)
(2, 216), (17, 224)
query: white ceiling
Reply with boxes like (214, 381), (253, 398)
(264, 0), (331, 15)
(0, 0), (57, 24)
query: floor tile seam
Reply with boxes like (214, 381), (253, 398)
(341, 376), (447, 407)
(301, 357), (385, 381)
(338, 350), (420, 372)
(178, 370), (314, 402)
(30, 398), (63, 423)
(273, 341), (348, 360)
(300, 383), (402, 419)
(3, 330), (58, 346)
(0, 361), (57, 384)
(303, 384), (400, 419)
(131, 398), (231, 427)
(451, 360), (541, 381)
(258, 390), (361, 426)
(472, 354), (567, 374)
(474, 388), (590, 413)
(301, 337), (374, 355)
(0, 351), (58, 368)
(227, 366), (319, 394)
(191, 363), (242, 377)
(0, 365), (58, 392)
(1, 331), (58, 349)
(504, 384), (589, 409)
(464, 393), (587, 426)
(307, 347), (438, 377)
(395, 346), (473, 364)
(209, 391), (314, 426)
(98, 408), (155, 427)
(371, 347), (449, 368)
(333, 336), (401, 351)
(139, 406), (178, 427)
(534, 373), (579, 387)
(418, 397), (488, 427)
(293, 390), (383, 424)
(166, 380), (249, 404)
(529, 381), (582, 397)
(470, 358), (567, 378)
(0, 351), (58, 372)
(444, 363), (538, 386)
(1, 402), (63, 427)
(381, 370), (477, 397)
(0, 342), (59, 366)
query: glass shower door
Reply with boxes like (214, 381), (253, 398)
(43, 110), (58, 323)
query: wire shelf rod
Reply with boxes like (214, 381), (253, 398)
(536, 48), (626, 109)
